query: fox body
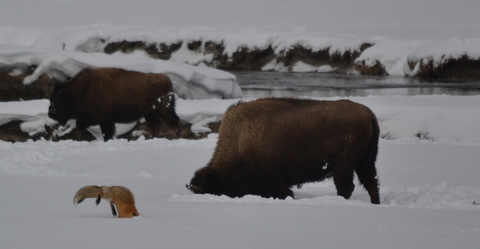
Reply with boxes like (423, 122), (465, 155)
(73, 185), (139, 218)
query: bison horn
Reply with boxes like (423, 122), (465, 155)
(186, 184), (204, 194)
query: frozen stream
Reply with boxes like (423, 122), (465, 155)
(236, 72), (480, 98)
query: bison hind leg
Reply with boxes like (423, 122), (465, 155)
(355, 147), (380, 204)
(355, 167), (380, 204)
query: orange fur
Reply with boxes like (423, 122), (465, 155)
(73, 185), (139, 218)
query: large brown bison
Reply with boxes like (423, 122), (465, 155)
(48, 68), (180, 141)
(187, 98), (380, 204)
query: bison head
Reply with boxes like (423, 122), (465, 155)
(187, 166), (258, 198)
(186, 167), (222, 196)
(157, 92), (181, 138)
(187, 164), (294, 199)
(48, 84), (75, 125)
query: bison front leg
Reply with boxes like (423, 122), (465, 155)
(258, 170), (294, 199)
(273, 186), (294, 199)
(76, 119), (90, 130)
(99, 121), (116, 142)
(145, 113), (161, 138)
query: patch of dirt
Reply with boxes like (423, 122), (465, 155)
(355, 60), (387, 76)
(0, 71), (59, 101)
(104, 40), (183, 60)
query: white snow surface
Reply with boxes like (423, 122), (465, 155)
(1, 1), (480, 248)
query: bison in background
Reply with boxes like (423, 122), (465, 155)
(187, 98), (380, 204)
(48, 68), (180, 141)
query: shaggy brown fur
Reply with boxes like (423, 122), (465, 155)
(48, 67), (180, 141)
(187, 98), (380, 204)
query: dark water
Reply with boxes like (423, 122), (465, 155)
(235, 72), (480, 98)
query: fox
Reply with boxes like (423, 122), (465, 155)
(73, 185), (140, 218)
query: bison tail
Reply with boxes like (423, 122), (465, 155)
(356, 112), (381, 204)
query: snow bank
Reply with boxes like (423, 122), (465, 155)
(355, 39), (431, 75)
(355, 95), (480, 142)
(3, 24), (480, 77)
(408, 38), (480, 64)
(0, 45), (242, 100)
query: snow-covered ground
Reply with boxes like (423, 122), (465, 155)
(1, 0), (480, 248)
(1, 95), (480, 249)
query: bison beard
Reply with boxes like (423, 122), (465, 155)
(48, 68), (180, 141)
(187, 98), (381, 204)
